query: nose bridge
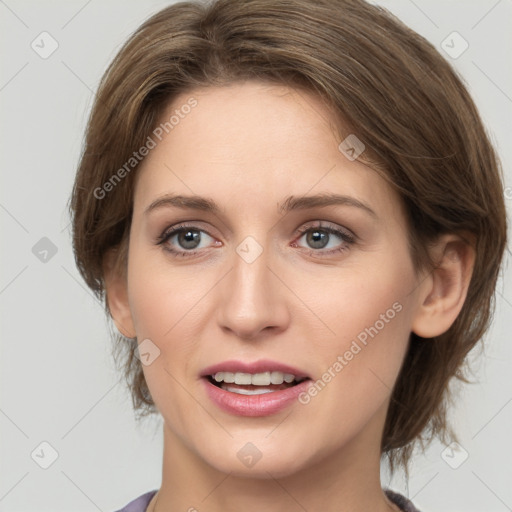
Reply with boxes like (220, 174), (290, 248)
(216, 234), (290, 339)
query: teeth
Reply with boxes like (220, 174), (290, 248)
(234, 372), (252, 385)
(221, 372), (235, 383)
(212, 371), (299, 385)
(251, 371), (271, 385)
(222, 386), (274, 395)
(271, 371), (283, 385)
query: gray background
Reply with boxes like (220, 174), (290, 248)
(1, 0), (511, 510)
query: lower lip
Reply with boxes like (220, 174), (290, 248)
(202, 378), (312, 417)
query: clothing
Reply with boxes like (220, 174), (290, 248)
(113, 490), (156, 512)
(113, 488), (420, 511)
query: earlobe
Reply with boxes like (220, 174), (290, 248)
(411, 234), (475, 339)
(102, 248), (136, 339)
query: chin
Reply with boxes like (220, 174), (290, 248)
(197, 437), (314, 479)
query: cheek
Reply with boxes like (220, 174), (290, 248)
(303, 259), (413, 329)
(126, 251), (207, 418)
(290, 270), (415, 445)
(125, 247), (218, 393)
(296, 252), (416, 385)
(126, 247), (208, 339)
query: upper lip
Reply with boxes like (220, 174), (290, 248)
(200, 359), (310, 379)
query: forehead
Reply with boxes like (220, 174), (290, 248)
(154, 81), (339, 163)
(133, 81), (404, 224)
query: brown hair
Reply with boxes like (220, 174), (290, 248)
(69, 0), (507, 471)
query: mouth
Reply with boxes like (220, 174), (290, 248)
(206, 371), (309, 395)
(200, 360), (312, 415)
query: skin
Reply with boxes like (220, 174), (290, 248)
(104, 81), (475, 512)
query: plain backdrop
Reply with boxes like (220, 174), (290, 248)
(1, 1), (511, 511)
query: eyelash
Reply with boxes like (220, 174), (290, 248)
(155, 222), (356, 258)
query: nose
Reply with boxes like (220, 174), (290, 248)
(216, 241), (291, 340)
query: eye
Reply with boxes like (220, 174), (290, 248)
(293, 222), (356, 256)
(155, 221), (356, 259)
(156, 224), (219, 256)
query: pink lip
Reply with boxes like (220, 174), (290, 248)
(200, 359), (311, 417)
(200, 359), (310, 379)
(202, 377), (312, 417)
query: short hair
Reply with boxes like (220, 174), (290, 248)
(69, 0), (508, 471)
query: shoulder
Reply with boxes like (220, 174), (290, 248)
(113, 490), (158, 512)
(385, 489), (422, 512)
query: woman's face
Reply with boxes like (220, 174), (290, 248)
(120, 81), (427, 477)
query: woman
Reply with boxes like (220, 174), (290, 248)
(69, 0), (507, 510)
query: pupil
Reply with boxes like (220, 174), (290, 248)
(307, 230), (328, 249)
(179, 230), (200, 249)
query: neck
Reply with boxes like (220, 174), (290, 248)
(150, 414), (398, 512)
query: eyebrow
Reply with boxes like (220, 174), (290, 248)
(278, 193), (377, 218)
(144, 193), (377, 218)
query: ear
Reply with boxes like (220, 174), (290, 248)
(411, 234), (475, 338)
(103, 247), (136, 339)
